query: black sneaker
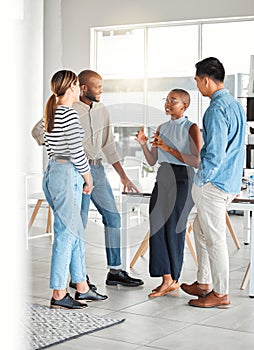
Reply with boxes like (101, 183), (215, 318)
(50, 293), (87, 309)
(69, 275), (97, 291)
(106, 270), (144, 287)
(75, 289), (108, 302)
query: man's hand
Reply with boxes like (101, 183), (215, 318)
(112, 161), (140, 193)
(121, 177), (139, 193)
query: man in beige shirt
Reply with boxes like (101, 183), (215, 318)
(71, 70), (144, 288)
(32, 69), (144, 288)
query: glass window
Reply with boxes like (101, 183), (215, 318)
(97, 29), (145, 127)
(92, 18), (254, 161)
(147, 25), (199, 78)
(202, 21), (254, 74)
(96, 28), (145, 79)
(146, 25), (199, 126)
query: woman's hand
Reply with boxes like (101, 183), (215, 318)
(83, 172), (94, 194)
(83, 183), (94, 194)
(135, 126), (148, 146)
(150, 132), (168, 151)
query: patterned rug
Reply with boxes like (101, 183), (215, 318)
(25, 303), (125, 349)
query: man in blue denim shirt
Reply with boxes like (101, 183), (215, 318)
(181, 57), (246, 308)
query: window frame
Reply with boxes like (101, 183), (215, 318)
(90, 16), (254, 128)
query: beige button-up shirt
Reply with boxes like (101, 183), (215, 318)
(73, 101), (120, 164)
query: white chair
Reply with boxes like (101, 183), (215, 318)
(25, 174), (53, 248)
(123, 156), (143, 168)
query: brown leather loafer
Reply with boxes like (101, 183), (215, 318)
(148, 281), (180, 298)
(188, 291), (231, 308)
(180, 281), (211, 297)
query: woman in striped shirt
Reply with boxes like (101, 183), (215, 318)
(42, 70), (107, 309)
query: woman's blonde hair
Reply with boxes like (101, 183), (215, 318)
(44, 70), (78, 132)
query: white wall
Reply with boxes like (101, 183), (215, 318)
(26, 0), (44, 175)
(43, 0), (63, 169)
(0, 0), (44, 348)
(44, 0), (63, 102)
(60, 0), (254, 72)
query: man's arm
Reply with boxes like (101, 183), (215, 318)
(196, 109), (228, 185)
(31, 118), (45, 146)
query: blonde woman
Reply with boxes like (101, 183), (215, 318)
(43, 70), (107, 309)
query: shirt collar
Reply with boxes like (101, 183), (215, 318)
(169, 116), (187, 124)
(211, 88), (228, 101)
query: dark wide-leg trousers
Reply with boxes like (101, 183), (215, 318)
(149, 163), (194, 280)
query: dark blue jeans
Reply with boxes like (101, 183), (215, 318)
(149, 163), (194, 280)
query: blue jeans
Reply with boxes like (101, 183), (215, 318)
(81, 163), (121, 268)
(43, 159), (87, 289)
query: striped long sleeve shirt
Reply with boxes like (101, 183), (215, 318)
(43, 105), (90, 175)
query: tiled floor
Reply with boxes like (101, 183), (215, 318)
(27, 208), (254, 350)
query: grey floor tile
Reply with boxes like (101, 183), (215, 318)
(30, 259), (51, 277)
(27, 212), (254, 349)
(122, 294), (224, 324)
(134, 347), (166, 350)
(149, 324), (254, 350)
(88, 311), (188, 346)
(201, 303), (254, 333)
(89, 284), (148, 311)
(29, 276), (51, 299)
(50, 335), (138, 350)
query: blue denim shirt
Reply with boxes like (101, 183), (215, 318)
(195, 88), (246, 194)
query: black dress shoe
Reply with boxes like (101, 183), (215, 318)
(50, 293), (87, 309)
(69, 275), (97, 291)
(106, 270), (144, 287)
(75, 289), (108, 302)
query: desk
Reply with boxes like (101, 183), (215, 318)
(121, 192), (254, 297)
(227, 193), (254, 297)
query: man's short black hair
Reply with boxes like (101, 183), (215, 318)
(195, 57), (225, 82)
